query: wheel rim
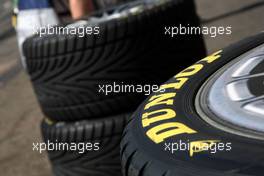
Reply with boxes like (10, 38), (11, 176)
(196, 43), (264, 140)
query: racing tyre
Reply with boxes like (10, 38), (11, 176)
(121, 33), (264, 176)
(41, 113), (131, 176)
(23, 0), (206, 121)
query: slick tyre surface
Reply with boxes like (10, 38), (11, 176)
(23, 0), (206, 121)
(121, 33), (264, 176)
(42, 113), (131, 176)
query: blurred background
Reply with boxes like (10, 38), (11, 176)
(0, 0), (264, 175)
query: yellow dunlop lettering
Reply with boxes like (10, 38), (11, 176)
(144, 93), (176, 110)
(142, 109), (176, 127)
(142, 51), (222, 145)
(159, 77), (188, 91)
(146, 122), (197, 144)
(200, 50), (222, 63)
(189, 140), (220, 157)
(175, 64), (203, 78)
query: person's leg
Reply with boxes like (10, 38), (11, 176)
(69, 0), (93, 19)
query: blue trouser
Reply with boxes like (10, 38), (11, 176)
(18, 0), (51, 10)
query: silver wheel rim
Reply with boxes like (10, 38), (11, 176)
(196, 43), (264, 140)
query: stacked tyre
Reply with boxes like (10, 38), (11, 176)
(23, 0), (206, 175)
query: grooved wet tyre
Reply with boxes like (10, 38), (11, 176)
(41, 113), (131, 176)
(23, 0), (206, 121)
(120, 33), (264, 176)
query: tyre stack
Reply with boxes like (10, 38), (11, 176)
(23, 0), (206, 176)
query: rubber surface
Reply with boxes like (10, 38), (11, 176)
(42, 113), (131, 176)
(23, 0), (206, 121)
(120, 33), (264, 176)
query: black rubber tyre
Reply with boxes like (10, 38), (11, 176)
(41, 113), (131, 176)
(23, 0), (206, 121)
(120, 33), (264, 176)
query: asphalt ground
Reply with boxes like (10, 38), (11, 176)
(0, 0), (263, 175)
